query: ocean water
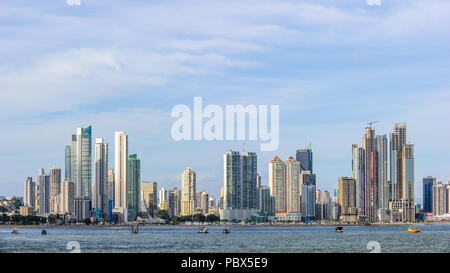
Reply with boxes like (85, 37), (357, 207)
(0, 224), (448, 253)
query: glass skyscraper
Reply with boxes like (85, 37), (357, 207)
(127, 154), (140, 221)
(67, 126), (92, 199)
(296, 148), (313, 173)
(423, 176), (435, 213)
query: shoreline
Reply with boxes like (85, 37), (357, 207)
(1, 222), (449, 228)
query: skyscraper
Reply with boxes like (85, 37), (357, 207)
(168, 187), (181, 218)
(362, 126), (378, 222)
(49, 166), (61, 213)
(59, 179), (75, 214)
(241, 152), (258, 211)
(258, 186), (275, 219)
(107, 168), (114, 201)
(24, 177), (35, 211)
(423, 176), (436, 213)
(296, 147), (313, 173)
(114, 131), (128, 222)
(221, 151), (258, 221)
(198, 190), (209, 215)
(37, 168), (50, 216)
(127, 154), (141, 221)
(301, 182), (315, 218)
(181, 168), (196, 216)
(159, 187), (168, 209)
(49, 166), (61, 195)
(95, 138), (108, 217)
(69, 126), (92, 199)
(142, 181), (157, 217)
(352, 144), (365, 217)
(269, 156), (285, 213)
(269, 156), (302, 221)
(389, 123), (406, 201)
(432, 182), (447, 216)
(338, 177), (356, 222)
(376, 135), (388, 212)
(65, 145), (71, 180)
(401, 143), (415, 201)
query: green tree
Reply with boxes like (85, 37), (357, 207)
(47, 214), (57, 224)
(206, 214), (219, 222)
(156, 210), (170, 221)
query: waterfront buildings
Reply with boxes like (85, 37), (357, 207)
(37, 168), (50, 216)
(220, 151), (258, 221)
(181, 168), (196, 216)
(196, 190), (209, 215)
(376, 135), (389, 212)
(269, 156), (301, 221)
(49, 166), (61, 213)
(352, 144), (365, 217)
(94, 138), (109, 218)
(338, 177), (356, 222)
(301, 182), (315, 218)
(258, 186), (275, 219)
(68, 126), (92, 199)
(344, 123), (416, 223)
(59, 179), (75, 214)
(432, 181), (448, 216)
(127, 154), (141, 221)
(74, 196), (91, 222)
(114, 131), (128, 222)
(168, 187), (181, 218)
(159, 187), (168, 209)
(362, 126), (378, 222)
(423, 176), (436, 213)
(142, 181), (157, 217)
(24, 177), (35, 211)
(296, 146), (313, 173)
(269, 156), (285, 214)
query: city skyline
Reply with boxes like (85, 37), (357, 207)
(1, 121), (448, 205)
(2, 1), (450, 205)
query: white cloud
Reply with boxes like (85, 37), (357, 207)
(366, 0), (381, 6)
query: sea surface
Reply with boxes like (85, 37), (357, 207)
(0, 224), (449, 253)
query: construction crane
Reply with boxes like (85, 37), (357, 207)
(367, 121), (378, 129)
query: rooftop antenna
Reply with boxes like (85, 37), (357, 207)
(367, 121), (378, 129)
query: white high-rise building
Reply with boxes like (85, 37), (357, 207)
(24, 177), (35, 211)
(114, 131), (128, 222)
(158, 187), (168, 208)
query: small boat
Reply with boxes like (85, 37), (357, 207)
(41, 229), (47, 235)
(335, 227), (343, 233)
(131, 225), (139, 234)
(197, 226), (208, 234)
(222, 228), (231, 234)
(408, 226), (421, 233)
(11, 229), (19, 234)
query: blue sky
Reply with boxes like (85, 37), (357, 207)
(1, 0), (450, 204)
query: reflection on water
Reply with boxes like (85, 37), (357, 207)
(0, 225), (449, 253)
